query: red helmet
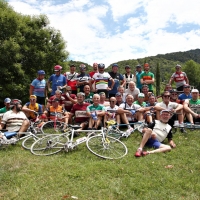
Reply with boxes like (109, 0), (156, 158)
(54, 65), (62, 71)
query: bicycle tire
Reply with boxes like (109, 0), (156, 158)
(31, 134), (69, 156)
(41, 121), (65, 134)
(86, 135), (128, 159)
(22, 134), (44, 150)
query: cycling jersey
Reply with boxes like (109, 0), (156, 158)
(62, 94), (77, 112)
(64, 72), (78, 91)
(77, 73), (90, 92)
(123, 73), (135, 89)
(140, 71), (154, 91)
(136, 71), (143, 90)
(134, 100), (146, 107)
(86, 104), (106, 113)
(170, 71), (187, 88)
(47, 105), (64, 121)
(48, 74), (66, 95)
(30, 78), (46, 97)
(71, 102), (90, 123)
(92, 72), (111, 90)
(25, 102), (42, 119)
(189, 99), (200, 114)
(108, 72), (123, 95)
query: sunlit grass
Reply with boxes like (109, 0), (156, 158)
(0, 129), (200, 200)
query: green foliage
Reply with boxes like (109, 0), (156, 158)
(0, 0), (69, 103)
(183, 60), (200, 89)
(156, 63), (160, 96)
(0, 130), (200, 199)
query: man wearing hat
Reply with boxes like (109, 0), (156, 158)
(47, 65), (67, 96)
(183, 89), (200, 124)
(169, 64), (189, 91)
(108, 63), (125, 98)
(22, 95), (43, 120)
(30, 70), (46, 109)
(178, 84), (192, 102)
(135, 109), (176, 157)
(91, 63), (114, 99)
(123, 65), (136, 89)
(0, 98), (11, 113)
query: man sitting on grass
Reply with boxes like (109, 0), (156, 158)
(86, 94), (106, 130)
(70, 92), (90, 131)
(135, 109), (176, 157)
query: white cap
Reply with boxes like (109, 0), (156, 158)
(160, 109), (170, 114)
(191, 89), (199, 93)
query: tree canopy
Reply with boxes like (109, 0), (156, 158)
(0, 0), (69, 102)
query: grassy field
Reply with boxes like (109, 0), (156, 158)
(0, 128), (200, 200)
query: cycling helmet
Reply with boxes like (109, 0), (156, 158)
(54, 65), (62, 71)
(10, 99), (22, 105)
(79, 64), (86, 70)
(170, 89), (178, 94)
(38, 70), (45, 75)
(98, 63), (105, 68)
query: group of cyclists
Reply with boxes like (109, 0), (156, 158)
(0, 62), (200, 158)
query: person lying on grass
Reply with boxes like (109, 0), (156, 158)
(135, 109), (176, 157)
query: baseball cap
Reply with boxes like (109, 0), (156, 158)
(183, 84), (190, 88)
(191, 89), (199, 93)
(170, 89), (177, 93)
(115, 92), (122, 97)
(125, 65), (131, 69)
(160, 109), (170, 114)
(112, 63), (118, 67)
(30, 95), (37, 99)
(136, 64), (141, 68)
(70, 64), (76, 67)
(4, 98), (11, 103)
(138, 93), (145, 98)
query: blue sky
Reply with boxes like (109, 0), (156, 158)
(7, 0), (200, 66)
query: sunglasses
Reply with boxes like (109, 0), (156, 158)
(163, 95), (170, 98)
(184, 87), (190, 88)
(30, 98), (36, 100)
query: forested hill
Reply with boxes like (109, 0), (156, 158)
(155, 49), (200, 63)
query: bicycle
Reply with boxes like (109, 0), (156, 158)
(31, 125), (128, 159)
(30, 125), (98, 156)
(40, 111), (67, 134)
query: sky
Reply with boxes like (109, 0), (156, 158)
(7, 0), (200, 67)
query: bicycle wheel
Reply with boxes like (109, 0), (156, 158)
(41, 121), (65, 134)
(31, 134), (69, 156)
(86, 135), (128, 159)
(22, 134), (44, 150)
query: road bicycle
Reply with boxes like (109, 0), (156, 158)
(31, 125), (128, 159)
(40, 111), (67, 134)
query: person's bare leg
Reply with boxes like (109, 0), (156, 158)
(148, 144), (171, 154)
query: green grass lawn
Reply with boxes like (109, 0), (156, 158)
(0, 129), (200, 200)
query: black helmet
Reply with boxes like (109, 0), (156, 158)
(98, 63), (105, 68)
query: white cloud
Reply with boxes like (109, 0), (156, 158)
(7, 0), (200, 67)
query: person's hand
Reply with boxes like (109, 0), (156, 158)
(91, 112), (97, 121)
(169, 140), (176, 148)
(48, 88), (52, 93)
(130, 110), (136, 115)
(107, 87), (112, 91)
(66, 92), (70, 97)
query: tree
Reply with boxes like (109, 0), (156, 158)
(183, 60), (200, 89)
(0, 0), (69, 103)
(155, 63), (160, 96)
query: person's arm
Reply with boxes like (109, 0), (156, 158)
(107, 78), (115, 90)
(47, 80), (52, 92)
(169, 74), (174, 85)
(0, 122), (5, 130)
(29, 85), (34, 95)
(183, 100), (198, 117)
(145, 78), (154, 84)
(120, 75), (126, 87)
(167, 129), (176, 148)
